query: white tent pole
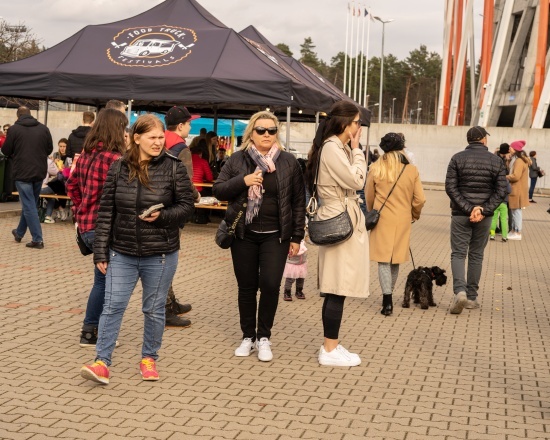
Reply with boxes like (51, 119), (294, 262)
(348, 1), (356, 97)
(343, 3), (350, 95)
(353, 3), (361, 101)
(358, 6), (366, 106)
(363, 12), (372, 107)
(127, 100), (132, 126)
(286, 106), (291, 149)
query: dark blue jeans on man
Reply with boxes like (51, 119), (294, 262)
(80, 230), (105, 327)
(450, 215), (492, 300)
(14, 181), (43, 243)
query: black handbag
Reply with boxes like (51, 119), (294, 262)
(365, 164), (406, 231)
(306, 143), (353, 246)
(215, 204), (245, 249)
(76, 227), (93, 256)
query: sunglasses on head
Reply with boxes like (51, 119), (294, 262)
(253, 126), (278, 135)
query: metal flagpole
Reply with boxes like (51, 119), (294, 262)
(358, 6), (367, 105)
(363, 9), (372, 107)
(353, 3), (361, 101)
(343, 3), (350, 95)
(348, 1), (356, 97)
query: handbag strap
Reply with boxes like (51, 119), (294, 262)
(378, 164), (406, 214)
(228, 203), (246, 233)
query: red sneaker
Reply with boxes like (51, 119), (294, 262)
(80, 360), (109, 385)
(140, 357), (159, 381)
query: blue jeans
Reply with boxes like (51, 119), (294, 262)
(15, 181), (43, 243)
(450, 215), (491, 300)
(529, 177), (537, 200)
(80, 230), (105, 327)
(96, 250), (178, 366)
(40, 186), (56, 217)
(510, 208), (522, 232)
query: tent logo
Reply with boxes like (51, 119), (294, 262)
(107, 25), (197, 68)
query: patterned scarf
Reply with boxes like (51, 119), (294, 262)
(246, 144), (281, 224)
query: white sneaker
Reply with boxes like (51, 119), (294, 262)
(318, 344), (361, 367)
(450, 291), (468, 314)
(256, 337), (273, 362)
(44, 216), (55, 224)
(508, 232), (522, 241)
(235, 338), (255, 357)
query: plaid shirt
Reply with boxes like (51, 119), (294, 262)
(66, 148), (121, 233)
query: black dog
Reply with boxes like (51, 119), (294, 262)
(402, 266), (447, 310)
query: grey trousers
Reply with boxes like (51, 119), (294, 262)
(450, 215), (491, 299)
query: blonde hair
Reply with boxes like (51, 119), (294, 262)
(369, 151), (405, 182)
(240, 111), (283, 151)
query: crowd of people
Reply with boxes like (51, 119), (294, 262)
(0, 98), (545, 384)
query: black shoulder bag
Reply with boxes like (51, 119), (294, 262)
(215, 202), (246, 249)
(75, 152), (100, 256)
(306, 144), (354, 246)
(365, 164), (406, 231)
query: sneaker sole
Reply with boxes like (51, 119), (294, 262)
(141, 375), (160, 381)
(283, 297), (293, 301)
(80, 367), (109, 384)
(258, 354), (273, 362)
(235, 348), (255, 357)
(450, 295), (468, 314)
(79, 340), (120, 348)
(318, 357), (361, 367)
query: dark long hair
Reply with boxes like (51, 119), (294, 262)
(83, 109), (127, 154)
(305, 101), (360, 194)
(125, 114), (165, 188)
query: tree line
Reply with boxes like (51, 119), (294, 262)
(278, 37), (474, 125)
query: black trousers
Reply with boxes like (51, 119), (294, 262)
(230, 230), (289, 340)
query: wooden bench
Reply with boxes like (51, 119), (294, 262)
(13, 192), (71, 200)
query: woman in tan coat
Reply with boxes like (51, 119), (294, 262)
(366, 133), (426, 316)
(507, 140), (531, 240)
(306, 100), (367, 367)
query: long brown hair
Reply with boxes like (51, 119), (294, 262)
(305, 101), (359, 194)
(83, 109), (127, 154)
(513, 149), (532, 165)
(125, 114), (165, 187)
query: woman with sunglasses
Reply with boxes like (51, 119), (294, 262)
(305, 100), (368, 367)
(213, 111), (305, 362)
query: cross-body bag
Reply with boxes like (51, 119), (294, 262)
(75, 152), (100, 256)
(306, 143), (353, 246)
(365, 164), (406, 231)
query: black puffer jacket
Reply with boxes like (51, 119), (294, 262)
(94, 151), (195, 263)
(213, 149), (306, 243)
(445, 142), (508, 216)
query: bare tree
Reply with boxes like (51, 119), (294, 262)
(0, 20), (44, 63)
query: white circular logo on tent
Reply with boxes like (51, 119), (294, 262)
(107, 25), (197, 68)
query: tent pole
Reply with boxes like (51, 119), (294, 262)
(213, 106), (218, 133)
(44, 99), (49, 126)
(127, 100), (132, 126)
(315, 112), (320, 132)
(286, 106), (291, 149)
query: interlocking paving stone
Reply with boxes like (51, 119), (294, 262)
(1, 189), (550, 439)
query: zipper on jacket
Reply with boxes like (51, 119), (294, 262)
(136, 179), (142, 255)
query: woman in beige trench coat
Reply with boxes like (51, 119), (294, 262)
(366, 133), (426, 316)
(507, 140), (531, 240)
(306, 101), (367, 367)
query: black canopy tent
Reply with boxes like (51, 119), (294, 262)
(0, 0), (356, 126)
(239, 25), (371, 126)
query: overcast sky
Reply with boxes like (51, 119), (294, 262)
(0, 0), (484, 62)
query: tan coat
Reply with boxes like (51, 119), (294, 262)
(366, 159), (425, 263)
(508, 158), (529, 209)
(314, 136), (369, 298)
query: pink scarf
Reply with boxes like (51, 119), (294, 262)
(246, 143), (280, 224)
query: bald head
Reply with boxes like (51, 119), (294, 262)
(16, 106), (31, 118)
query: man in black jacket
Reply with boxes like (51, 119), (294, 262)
(66, 111), (95, 159)
(445, 126), (507, 314)
(1, 107), (53, 249)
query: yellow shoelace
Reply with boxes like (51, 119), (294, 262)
(141, 358), (156, 372)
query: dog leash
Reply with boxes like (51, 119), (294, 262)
(409, 247), (416, 270)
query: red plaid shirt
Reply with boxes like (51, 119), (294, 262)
(66, 147), (121, 233)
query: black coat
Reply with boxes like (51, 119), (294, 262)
(1, 115), (53, 182)
(93, 151), (195, 263)
(67, 126), (91, 158)
(213, 149), (306, 243)
(445, 142), (508, 217)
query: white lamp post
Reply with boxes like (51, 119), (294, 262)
(373, 16), (394, 124)
(392, 98), (396, 123)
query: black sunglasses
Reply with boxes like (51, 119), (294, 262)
(254, 126), (278, 135)
(353, 119), (362, 125)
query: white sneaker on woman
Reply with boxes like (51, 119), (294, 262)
(44, 216), (55, 224)
(508, 232), (522, 241)
(318, 344), (361, 367)
(256, 337), (273, 362)
(235, 338), (255, 357)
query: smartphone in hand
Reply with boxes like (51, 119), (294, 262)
(139, 203), (164, 220)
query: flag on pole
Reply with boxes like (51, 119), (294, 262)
(357, 6), (361, 16)
(364, 8), (368, 17)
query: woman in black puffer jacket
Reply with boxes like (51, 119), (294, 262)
(213, 111), (305, 363)
(80, 115), (195, 385)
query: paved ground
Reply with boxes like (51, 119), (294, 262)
(1, 189), (550, 440)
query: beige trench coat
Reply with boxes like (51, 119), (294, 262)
(365, 160), (426, 263)
(508, 158), (529, 209)
(314, 136), (369, 298)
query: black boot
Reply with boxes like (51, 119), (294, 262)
(80, 324), (98, 348)
(295, 289), (306, 300)
(165, 310), (191, 327)
(380, 294), (393, 316)
(172, 301), (192, 315)
(283, 289), (292, 301)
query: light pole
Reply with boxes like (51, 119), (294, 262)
(416, 101), (422, 124)
(374, 16), (394, 124)
(392, 98), (396, 123)
(409, 109), (414, 124)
